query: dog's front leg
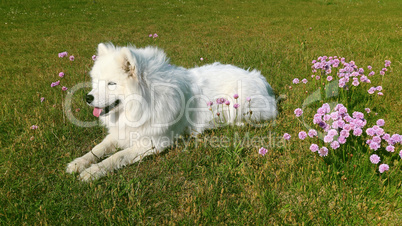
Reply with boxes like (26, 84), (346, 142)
(79, 144), (158, 182)
(66, 134), (117, 174)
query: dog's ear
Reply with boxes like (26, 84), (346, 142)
(119, 47), (137, 77)
(97, 43), (110, 56)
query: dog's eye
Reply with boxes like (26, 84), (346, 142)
(108, 82), (116, 86)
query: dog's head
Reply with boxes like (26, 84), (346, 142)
(86, 43), (140, 117)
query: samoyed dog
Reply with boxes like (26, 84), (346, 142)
(66, 43), (277, 181)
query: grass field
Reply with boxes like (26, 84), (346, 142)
(1, 0), (401, 224)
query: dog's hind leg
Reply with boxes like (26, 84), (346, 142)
(79, 144), (158, 181)
(66, 134), (118, 174)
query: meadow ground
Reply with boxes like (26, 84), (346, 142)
(0, 0), (401, 224)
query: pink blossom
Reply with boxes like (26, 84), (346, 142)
(233, 94), (239, 99)
(368, 87), (376, 94)
(399, 150), (402, 159)
(365, 108), (371, 113)
(292, 78), (300, 84)
(294, 108), (303, 117)
(225, 100), (230, 106)
(40, 97), (45, 102)
(259, 147), (268, 156)
(330, 141), (340, 149)
(353, 128), (363, 136)
(384, 60), (391, 67)
(207, 101), (213, 107)
(149, 34), (153, 37)
(153, 33), (158, 38)
(370, 154), (380, 164)
(59, 72), (64, 78)
(283, 133), (291, 140)
(328, 129), (338, 137)
(200, 57), (204, 61)
(51, 80), (60, 87)
(367, 65), (372, 70)
(380, 70), (385, 76)
(318, 147), (328, 157)
(310, 144), (319, 152)
(233, 103), (240, 109)
(302, 78), (308, 84)
(376, 86), (383, 91)
(327, 76), (333, 81)
(30, 125), (39, 130)
(308, 129), (317, 138)
(372, 136), (381, 143)
(377, 92), (383, 96)
(298, 131), (307, 140)
(376, 119), (385, 127)
(340, 130), (349, 138)
(338, 136), (347, 144)
(69, 55), (75, 61)
(246, 97), (251, 102)
(324, 135), (333, 143)
(92, 55), (97, 61)
(378, 164), (389, 173)
(366, 128), (375, 136)
(58, 51), (68, 58)
(386, 145), (395, 152)
(369, 142), (380, 151)
(62, 86), (68, 91)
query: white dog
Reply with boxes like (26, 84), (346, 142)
(66, 43), (277, 181)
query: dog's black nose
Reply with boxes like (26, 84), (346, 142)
(86, 94), (94, 104)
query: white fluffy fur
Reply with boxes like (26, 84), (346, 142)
(66, 43), (277, 181)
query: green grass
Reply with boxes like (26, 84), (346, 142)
(1, 0), (401, 224)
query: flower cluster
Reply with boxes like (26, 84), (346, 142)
(293, 57), (391, 97)
(149, 33), (158, 38)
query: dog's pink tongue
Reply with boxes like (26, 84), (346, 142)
(93, 108), (102, 117)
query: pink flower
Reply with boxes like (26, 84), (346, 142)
(399, 150), (402, 159)
(30, 125), (39, 130)
(380, 70), (385, 76)
(308, 129), (317, 138)
(246, 97), (251, 102)
(367, 65), (372, 70)
(365, 108), (371, 113)
(58, 51), (68, 58)
(259, 147), (268, 156)
(40, 97), (45, 102)
(292, 78), (300, 84)
(216, 98), (225, 104)
(369, 142), (380, 150)
(51, 80), (60, 87)
(318, 147), (328, 157)
(207, 101), (213, 107)
(59, 72), (64, 78)
(338, 136), (347, 144)
(377, 92), (383, 96)
(92, 55), (97, 61)
(370, 154), (380, 164)
(330, 141), (340, 149)
(283, 133), (291, 140)
(294, 108), (303, 117)
(376, 119), (385, 127)
(324, 135), (333, 143)
(353, 128), (363, 136)
(69, 55), (75, 61)
(372, 136), (381, 143)
(340, 130), (349, 138)
(310, 144), (319, 152)
(328, 129), (338, 137)
(302, 78), (308, 84)
(153, 33), (158, 38)
(149, 34), (153, 37)
(298, 131), (307, 140)
(62, 86), (68, 91)
(327, 76), (333, 81)
(376, 86), (383, 91)
(368, 71), (375, 76)
(233, 103), (240, 109)
(384, 60), (391, 67)
(366, 128), (375, 136)
(386, 145), (395, 152)
(233, 94), (239, 99)
(378, 164), (389, 173)
(200, 57), (204, 61)
(368, 87), (376, 94)
(225, 100), (230, 106)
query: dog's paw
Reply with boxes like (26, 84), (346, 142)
(66, 158), (91, 174)
(79, 164), (105, 182)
